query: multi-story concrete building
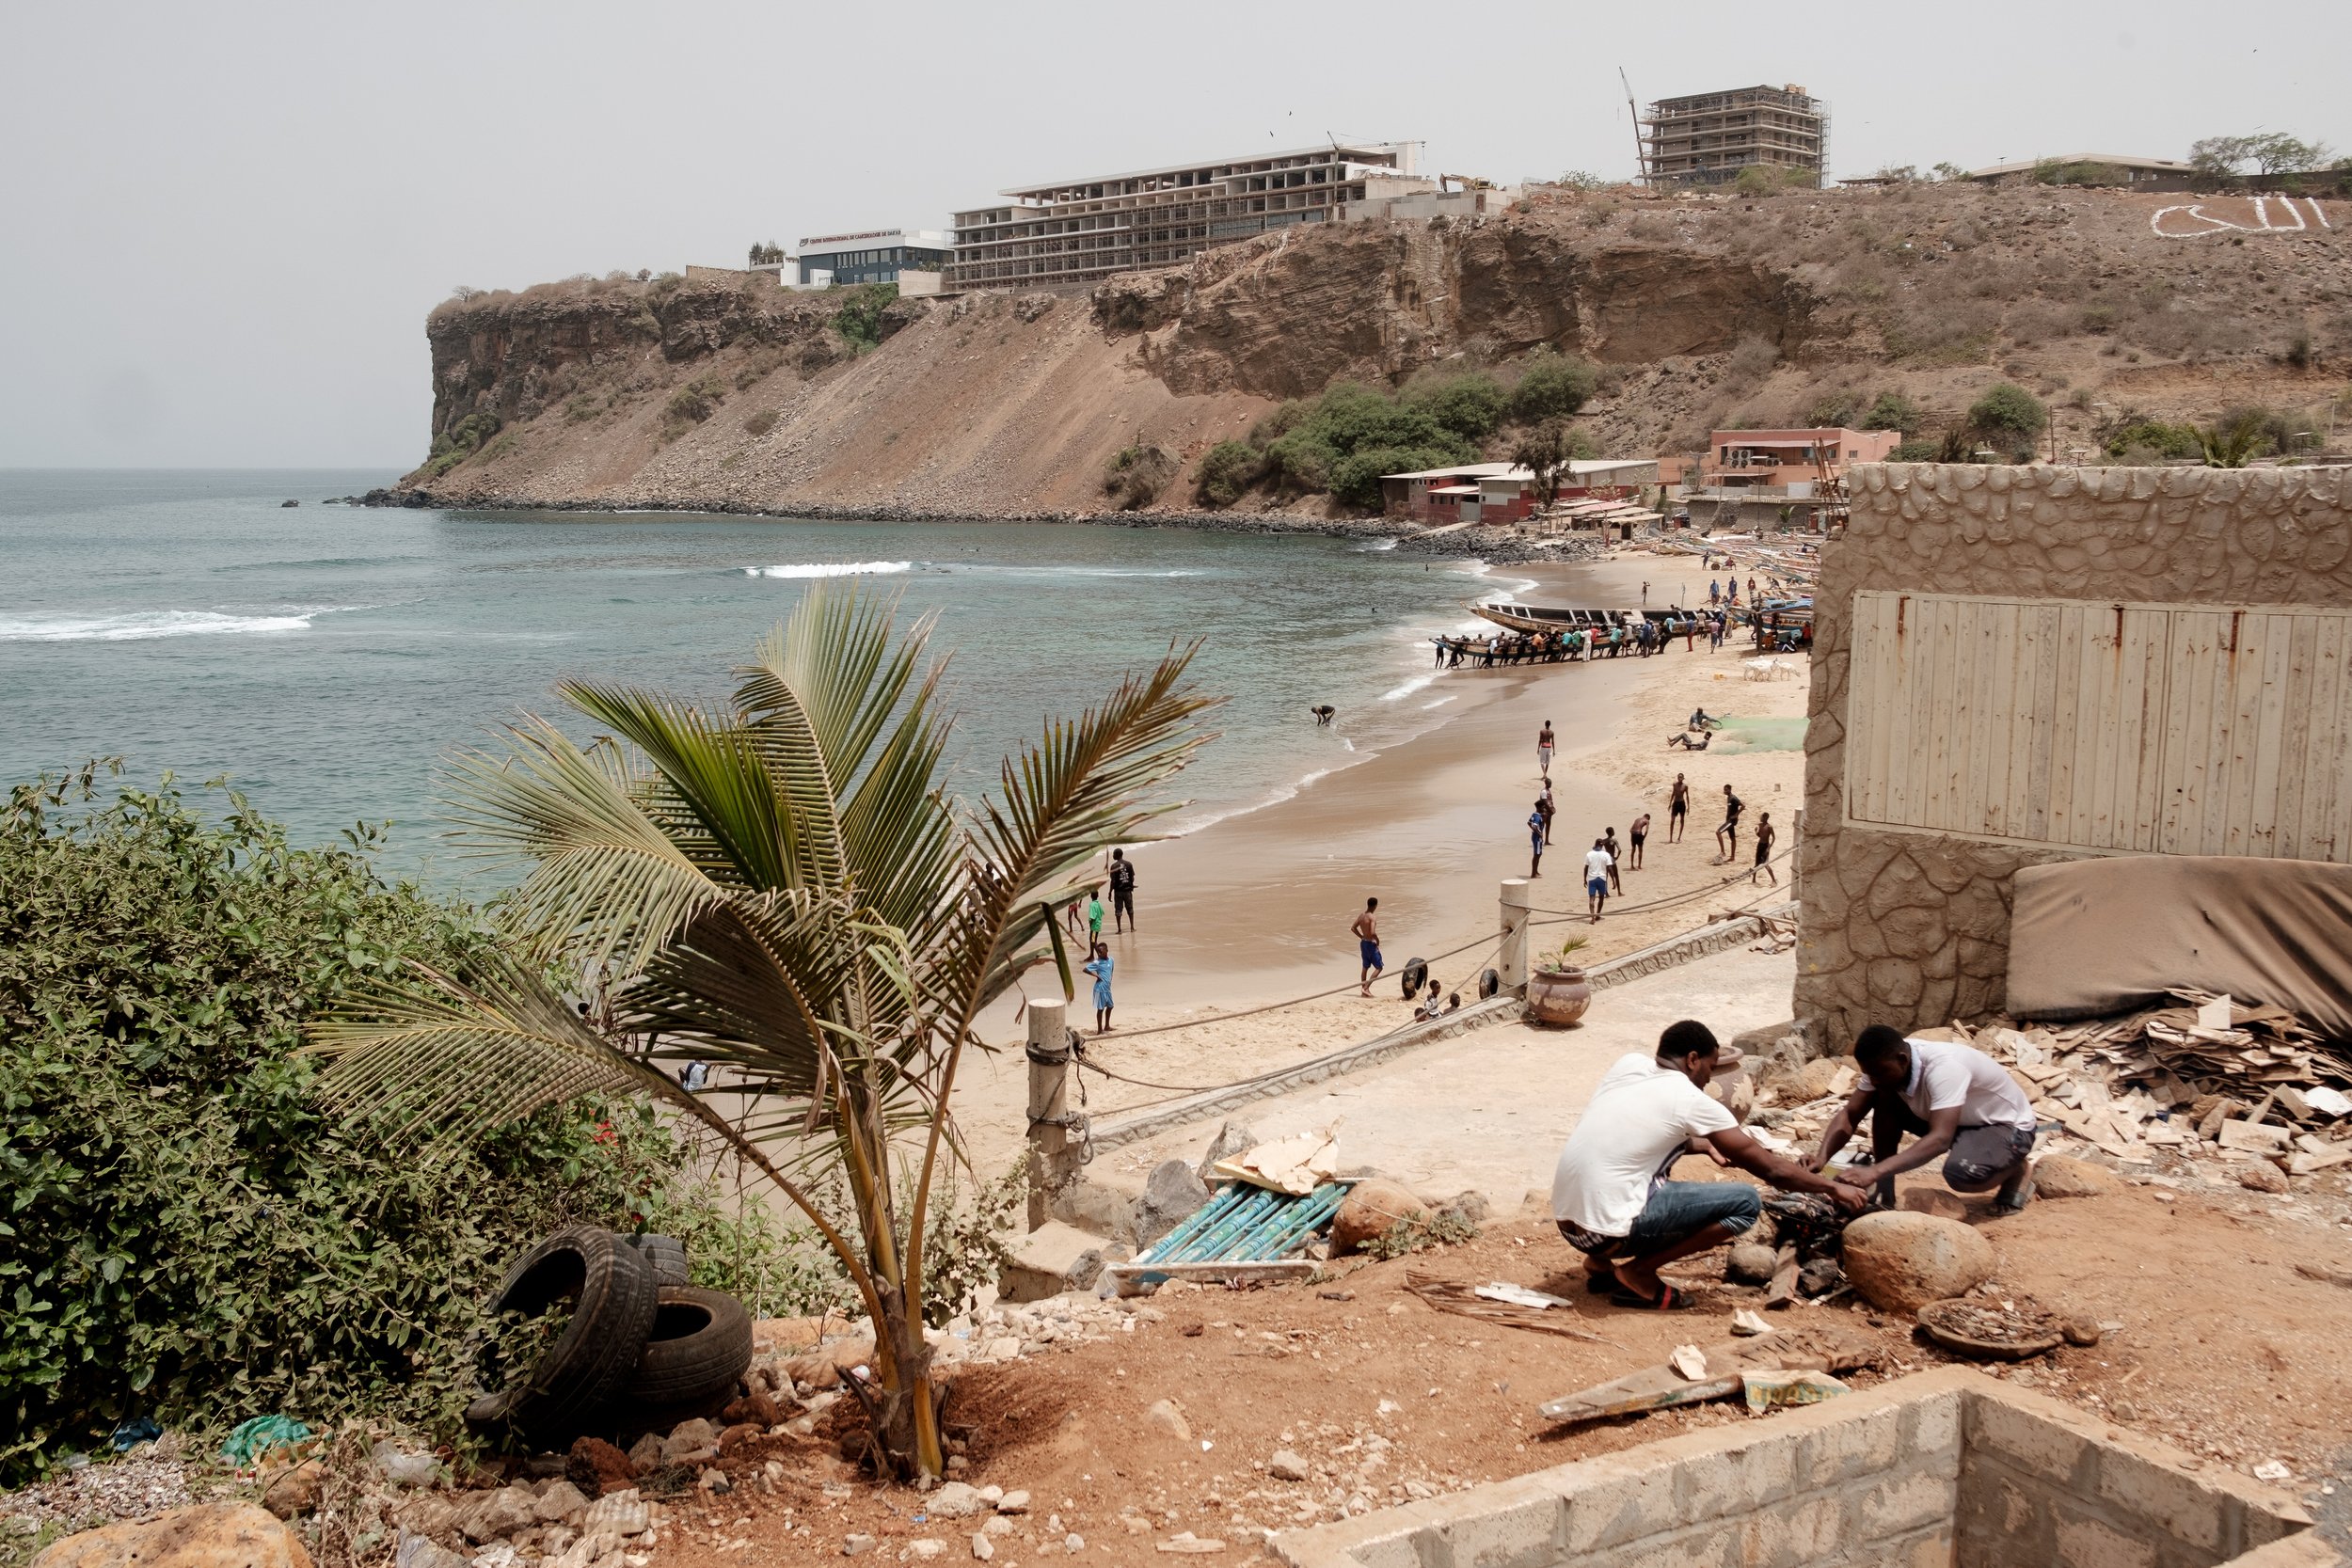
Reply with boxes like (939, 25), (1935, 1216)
(947, 141), (1436, 291)
(794, 230), (950, 289)
(1642, 86), (1827, 188)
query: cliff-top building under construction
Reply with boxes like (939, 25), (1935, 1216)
(1642, 85), (1828, 188)
(946, 141), (1467, 292)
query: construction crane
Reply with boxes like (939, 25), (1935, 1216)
(1620, 68), (1648, 184)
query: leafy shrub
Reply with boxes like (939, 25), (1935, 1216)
(1102, 444), (1178, 510)
(1862, 391), (1925, 435)
(1194, 439), (1266, 508)
(1404, 372), (1505, 442)
(1808, 389), (1861, 428)
(564, 394), (600, 424)
(831, 283), (899, 354)
(1724, 336), (1780, 384)
(1966, 383), (2047, 456)
(1329, 445), (1461, 510)
(666, 377), (723, 424)
(421, 412), (501, 478)
(0, 766), (788, 1478)
(742, 409), (781, 438)
(2096, 415), (2201, 460)
(1505, 351), (1599, 423)
(1888, 438), (1942, 462)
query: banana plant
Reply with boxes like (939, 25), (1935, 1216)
(309, 583), (1216, 1477)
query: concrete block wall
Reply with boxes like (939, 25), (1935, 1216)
(1955, 1375), (2318, 1568)
(1272, 1374), (1967, 1568)
(1271, 1369), (2324, 1568)
(1795, 463), (2352, 1046)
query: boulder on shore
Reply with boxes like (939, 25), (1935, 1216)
(1840, 1211), (1995, 1312)
(33, 1505), (313, 1568)
(1135, 1160), (1212, 1249)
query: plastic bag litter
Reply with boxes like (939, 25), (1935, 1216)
(1740, 1370), (1850, 1415)
(220, 1414), (311, 1465)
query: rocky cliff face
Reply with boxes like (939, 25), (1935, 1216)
(393, 185), (2350, 515)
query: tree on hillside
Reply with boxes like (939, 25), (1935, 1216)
(2190, 133), (2335, 179)
(1512, 420), (1574, 508)
(313, 586), (1217, 1480)
(1967, 383), (2046, 460)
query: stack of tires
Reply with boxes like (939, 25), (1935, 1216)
(466, 1226), (755, 1445)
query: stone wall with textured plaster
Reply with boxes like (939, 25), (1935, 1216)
(1797, 463), (2352, 1046)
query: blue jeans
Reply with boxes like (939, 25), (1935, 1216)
(1560, 1180), (1760, 1256)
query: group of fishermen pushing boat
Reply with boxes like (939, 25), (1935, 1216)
(1434, 609), (1810, 669)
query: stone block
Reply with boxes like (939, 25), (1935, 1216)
(1796, 1402), (1905, 1487)
(1434, 1487), (1564, 1568)
(2049, 1498), (2158, 1568)
(1559, 1463), (1683, 1556)
(995, 1221), (1108, 1304)
(1854, 1469), (1958, 1539)
(2089, 1446), (2224, 1554)
(1970, 1395), (2091, 1485)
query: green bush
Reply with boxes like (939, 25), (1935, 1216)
(1808, 389), (1861, 428)
(1888, 438), (1942, 462)
(742, 409), (781, 438)
(421, 412), (501, 479)
(1966, 383), (2047, 457)
(1328, 445), (1462, 510)
(1506, 352), (1600, 423)
(0, 766), (790, 1478)
(831, 283), (899, 354)
(1194, 439), (1265, 508)
(2098, 418), (2201, 460)
(1404, 372), (1505, 442)
(666, 377), (723, 424)
(1862, 391), (1926, 436)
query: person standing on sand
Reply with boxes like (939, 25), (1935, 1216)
(1668, 774), (1690, 842)
(1107, 848), (1137, 933)
(1629, 811), (1650, 870)
(1352, 898), (1383, 997)
(1715, 784), (1744, 863)
(1537, 779), (1556, 846)
(1084, 942), (1115, 1034)
(1529, 805), (1548, 879)
(1536, 721), (1555, 780)
(1603, 826), (1624, 895)
(1086, 890), (1104, 946)
(1583, 838), (1613, 923)
(1641, 581), (1649, 606)
(1753, 812), (1777, 885)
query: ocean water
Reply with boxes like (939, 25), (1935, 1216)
(1, 470), (1518, 883)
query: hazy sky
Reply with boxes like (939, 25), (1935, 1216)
(4, 0), (2346, 469)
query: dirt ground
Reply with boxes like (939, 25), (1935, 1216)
(641, 1156), (2352, 1566)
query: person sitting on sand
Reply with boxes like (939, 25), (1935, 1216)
(1553, 1020), (1869, 1310)
(1667, 728), (1711, 751)
(1807, 1025), (2039, 1214)
(1690, 706), (1717, 730)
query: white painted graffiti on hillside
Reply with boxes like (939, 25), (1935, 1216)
(2152, 196), (2332, 239)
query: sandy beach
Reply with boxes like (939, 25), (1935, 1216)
(948, 546), (1815, 1166)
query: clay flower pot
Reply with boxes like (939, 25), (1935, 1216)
(1526, 965), (1593, 1028)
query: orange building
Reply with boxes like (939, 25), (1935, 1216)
(1658, 427), (1900, 493)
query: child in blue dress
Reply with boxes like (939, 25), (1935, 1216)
(1084, 941), (1114, 1034)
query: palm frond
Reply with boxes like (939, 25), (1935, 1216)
(439, 717), (721, 975)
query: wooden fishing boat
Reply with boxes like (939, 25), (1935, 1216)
(1470, 601), (1632, 635)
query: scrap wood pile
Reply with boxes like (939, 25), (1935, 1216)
(1748, 993), (2352, 1180)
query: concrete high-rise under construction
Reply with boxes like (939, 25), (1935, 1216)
(1642, 85), (1828, 189)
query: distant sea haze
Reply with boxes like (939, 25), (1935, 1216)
(1, 471), (1519, 884)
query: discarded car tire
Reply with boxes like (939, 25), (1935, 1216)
(465, 1226), (660, 1442)
(617, 1286), (755, 1410)
(628, 1233), (691, 1287)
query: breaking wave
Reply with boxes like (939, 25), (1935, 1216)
(0, 609), (355, 641)
(745, 561), (912, 578)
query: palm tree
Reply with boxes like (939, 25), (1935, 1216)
(309, 585), (1216, 1478)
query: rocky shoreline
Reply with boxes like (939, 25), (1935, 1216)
(348, 488), (1602, 565)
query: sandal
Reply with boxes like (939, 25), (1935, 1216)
(1609, 1284), (1695, 1311)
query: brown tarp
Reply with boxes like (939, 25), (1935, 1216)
(2007, 855), (2352, 1038)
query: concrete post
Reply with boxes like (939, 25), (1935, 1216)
(1499, 878), (1533, 991)
(1024, 999), (1071, 1233)
(1790, 809), (1804, 902)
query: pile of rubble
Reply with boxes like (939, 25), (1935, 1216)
(1746, 994), (2352, 1186)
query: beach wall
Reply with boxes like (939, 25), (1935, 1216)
(1795, 463), (2352, 1044)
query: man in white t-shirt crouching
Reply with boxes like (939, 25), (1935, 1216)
(1551, 1021), (1872, 1310)
(1807, 1025), (2040, 1212)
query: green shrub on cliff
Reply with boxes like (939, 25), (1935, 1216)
(830, 282), (899, 354)
(1505, 351), (1600, 423)
(0, 765), (793, 1478)
(420, 412), (501, 479)
(1194, 439), (1266, 507)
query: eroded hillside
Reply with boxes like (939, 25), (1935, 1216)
(394, 182), (2352, 516)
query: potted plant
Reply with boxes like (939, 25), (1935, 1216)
(1527, 936), (1594, 1028)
